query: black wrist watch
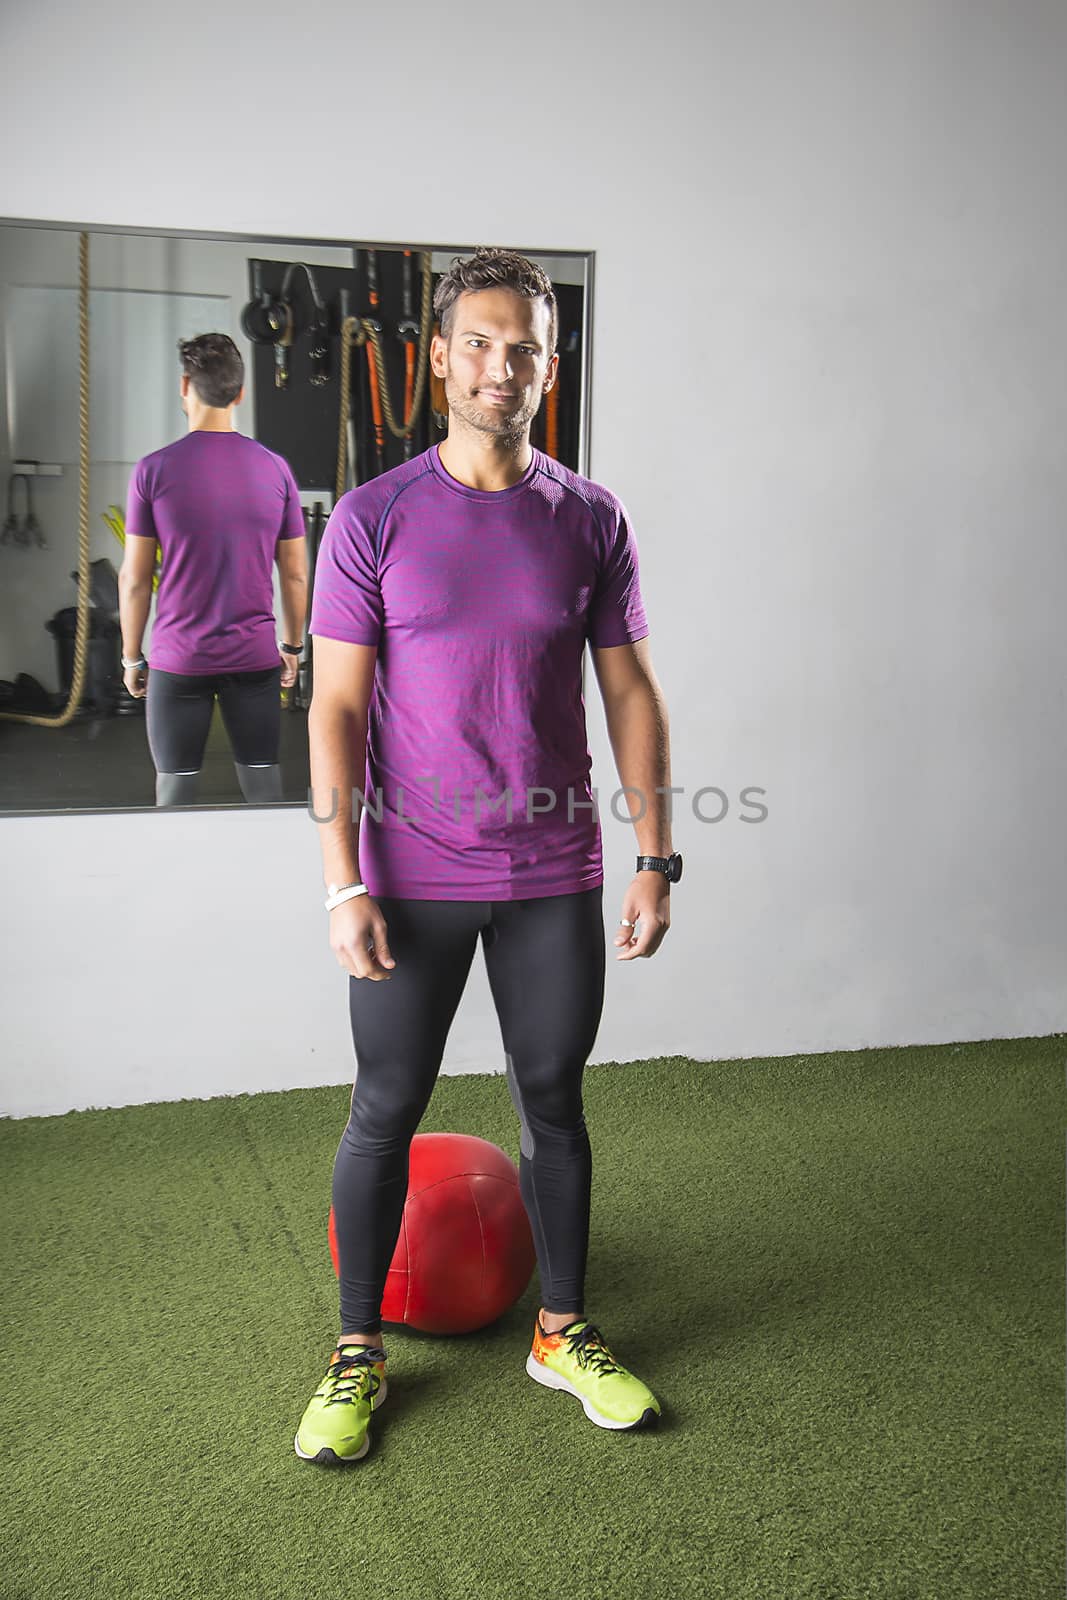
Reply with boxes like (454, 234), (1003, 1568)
(280, 640), (304, 656)
(636, 853), (683, 884)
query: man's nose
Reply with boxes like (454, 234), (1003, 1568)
(485, 348), (515, 381)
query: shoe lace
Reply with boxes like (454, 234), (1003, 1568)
(561, 1322), (624, 1378)
(324, 1346), (385, 1408)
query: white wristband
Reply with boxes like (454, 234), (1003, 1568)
(324, 883), (369, 912)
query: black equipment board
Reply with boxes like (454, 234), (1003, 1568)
(248, 255), (586, 492)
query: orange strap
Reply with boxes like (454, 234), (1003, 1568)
(545, 380), (560, 459)
(365, 346), (385, 456)
(404, 342), (415, 423)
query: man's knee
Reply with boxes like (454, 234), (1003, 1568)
(507, 1051), (587, 1148)
(235, 762), (283, 804)
(342, 1091), (429, 1157)
(156, 771), (200, 806)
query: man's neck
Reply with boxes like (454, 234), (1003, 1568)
(437, 428), (532, 492)
(186, 408), (237, 433)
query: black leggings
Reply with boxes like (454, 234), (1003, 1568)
(146, 665), (281, 773)
(333, 887), (606, 1334)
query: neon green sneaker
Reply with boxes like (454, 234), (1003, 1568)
(526, 1318), (660, 1431)
(294, 1343), (388, 1464)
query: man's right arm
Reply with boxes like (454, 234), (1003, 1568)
(275, 535), (309, 663)
(308, 637), (395, 979)
(308, 635), (375, 883)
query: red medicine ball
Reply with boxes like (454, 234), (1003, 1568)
(328, 1132), (536, 1335)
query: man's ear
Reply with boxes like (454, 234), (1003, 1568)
(429, 331), (448, 378)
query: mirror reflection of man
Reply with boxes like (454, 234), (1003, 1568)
(296, 248), (682, 1466)
(118, 333), (308, 806)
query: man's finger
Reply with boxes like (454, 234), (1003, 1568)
(333, 938), (390, 981)
(357, 927), (396, 978)
(370, 917), (395, 964)
(615, 918), (668, 960)
(614, 923), (645, 959)
(348, 954), (392, 981)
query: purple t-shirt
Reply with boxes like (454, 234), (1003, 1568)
(309, 444), (648, 901)
(125, 430), (305, 674)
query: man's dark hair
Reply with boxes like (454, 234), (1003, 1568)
(433, 248), (558, 356)
(178, 332), (245, 408)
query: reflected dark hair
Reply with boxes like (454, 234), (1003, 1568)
(433, 247), (558, 355)
(178, 332), (244, 408)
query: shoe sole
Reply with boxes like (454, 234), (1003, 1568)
(294, 1375), (388, 1464)
(525, 1354), (659, 1431)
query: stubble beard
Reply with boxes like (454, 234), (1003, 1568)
(443, 370), (539, 446)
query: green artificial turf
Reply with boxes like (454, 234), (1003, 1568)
(1, 1037), (1063, 1600)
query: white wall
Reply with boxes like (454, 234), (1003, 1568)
(1, 0), (1064, 1117)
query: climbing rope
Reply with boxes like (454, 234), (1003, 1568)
(361, 252), (431, 448)
(362, 250), (433, 441)
(0, 231), (91, 728)
(335, 252), (435, 497)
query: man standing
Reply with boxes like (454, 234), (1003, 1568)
(119, 333), (308, 806)
(298, 248), (681, 1464)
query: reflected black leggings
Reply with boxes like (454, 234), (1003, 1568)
(333, 887), (606, 1334)
(145, 665), (283, 805)
(146, 664), (282, 772)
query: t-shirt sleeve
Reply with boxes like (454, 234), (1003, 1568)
(277, 458), (306, 540)
(124, 458), (158, 541)
(587, 498), (649, 648)
(308, 499), (383, 646)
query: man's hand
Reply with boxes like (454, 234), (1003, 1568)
(613, 874), (671, 961)
(329, 895), (397, 981)
(279, 647), (299, 689)
(123, 664), (147, 700)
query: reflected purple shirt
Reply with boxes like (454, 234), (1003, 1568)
(309, 445), (648, 901)
(125, 430), (305, 674)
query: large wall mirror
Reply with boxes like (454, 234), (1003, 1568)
(0, 219), (593, 814)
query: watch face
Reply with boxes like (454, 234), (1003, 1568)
(669, 853), (683, 883)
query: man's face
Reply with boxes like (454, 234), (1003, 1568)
(430, 287), (558, 440)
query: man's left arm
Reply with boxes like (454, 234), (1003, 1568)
(118, 536), (158, 700)
(590, 637), (675, 961)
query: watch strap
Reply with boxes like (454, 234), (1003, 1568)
(636, 853), (682, 883)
